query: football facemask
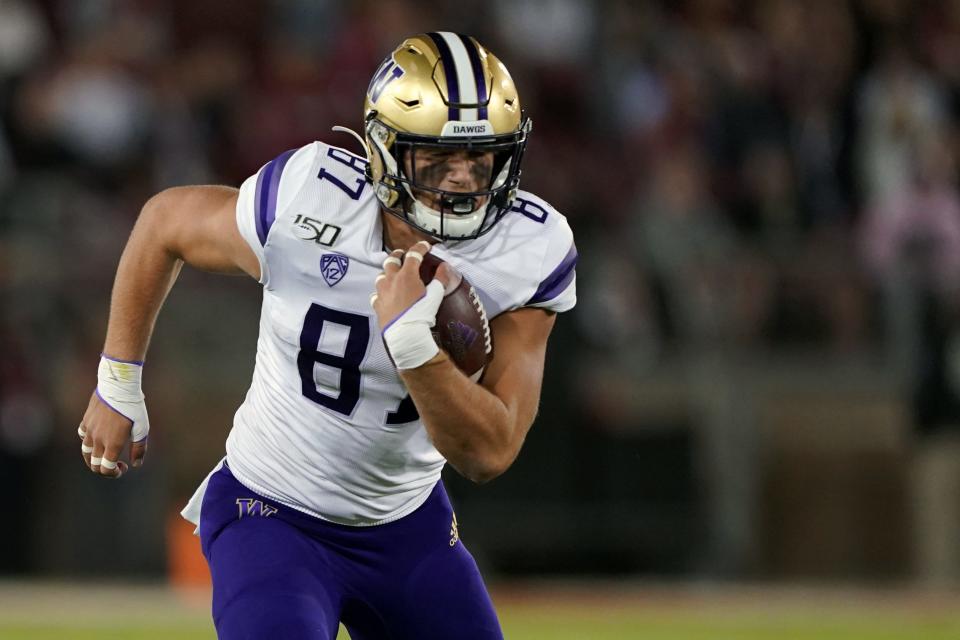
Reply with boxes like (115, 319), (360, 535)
(357, 32), (532, 241)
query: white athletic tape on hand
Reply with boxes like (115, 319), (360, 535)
(81, 444), (94, 454)
(100, 459), (118, 471)
(97, 356), (150, 443)
(90, 456), (102, 466)
(77, 425), (86, 439)
(404, 250), (424, 263)
(382, 280), (444, 370)
(383, 256), (402, 269)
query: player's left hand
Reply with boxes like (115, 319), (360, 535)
(370, 240), (454, 331)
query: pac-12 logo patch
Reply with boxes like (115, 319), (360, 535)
(320, 253), (349, 287)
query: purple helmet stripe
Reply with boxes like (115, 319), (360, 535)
(458, 34), (488, 120)
(528, 243), (578, 305)
(427, 32), (459, 121)
(255, 148), (297, 246)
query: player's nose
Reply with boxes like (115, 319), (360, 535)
(445, 153), (473, 187)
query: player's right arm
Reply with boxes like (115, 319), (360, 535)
(102, 186), (258, 358)
(80, 185), (258, 478)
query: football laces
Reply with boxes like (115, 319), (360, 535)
(468, 286), (492, 355)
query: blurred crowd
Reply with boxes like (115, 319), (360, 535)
(3, 0), (960, 578)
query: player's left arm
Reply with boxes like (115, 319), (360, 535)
(397, 306), (556, 484)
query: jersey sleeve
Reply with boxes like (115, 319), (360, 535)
(235, 143), (319, 288)
(525, 215), (577, 312)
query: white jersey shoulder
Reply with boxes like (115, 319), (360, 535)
(434, 189), (577, 318)
(235, 141), (376, 288)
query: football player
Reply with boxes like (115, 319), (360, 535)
(78, 32), (576, 639)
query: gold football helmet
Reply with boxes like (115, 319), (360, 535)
(360, 32), (532, 240)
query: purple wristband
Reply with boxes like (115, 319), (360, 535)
(101, 353), (144, 367)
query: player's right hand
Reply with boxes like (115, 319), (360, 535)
(371, 241), (456, 331)
(78, 391), (148, 479)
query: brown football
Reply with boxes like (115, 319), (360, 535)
(419, 252), (492, 378)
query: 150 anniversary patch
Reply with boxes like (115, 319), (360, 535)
(293, 215), (341, 246)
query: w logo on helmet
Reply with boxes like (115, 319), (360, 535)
(368, 56), (405, 103)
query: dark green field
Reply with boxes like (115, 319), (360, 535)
(1, 582), (957, 639)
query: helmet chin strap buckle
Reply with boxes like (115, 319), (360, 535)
(442, 195), (478, 215)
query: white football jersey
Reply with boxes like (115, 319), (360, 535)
(182, 141), (576, 527)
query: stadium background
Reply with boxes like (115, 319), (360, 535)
(1, 0), (960, 637)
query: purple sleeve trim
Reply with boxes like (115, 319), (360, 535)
(528, 242), (578, 305)
(254, 148), (297, 246)
(101, 353), (144, 366)
(381, 292), (428, 336)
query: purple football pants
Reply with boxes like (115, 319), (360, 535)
(198, 463), (503, 639)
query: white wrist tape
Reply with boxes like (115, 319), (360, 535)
(382, 280), (445, 370)
(97, 355), (150, 442)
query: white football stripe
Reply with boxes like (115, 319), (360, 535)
(439, 32), (478, 121)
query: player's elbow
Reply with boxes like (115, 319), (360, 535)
(137, 191), (166, 233)
(444, 408), (530, 484)
(137, 189), (182, 252)
(460, 445), (518, 485)
(139, 186), (222, 259)
(461, 461), (505, 485)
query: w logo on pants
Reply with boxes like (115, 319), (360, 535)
(236, 498), (278, 519)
